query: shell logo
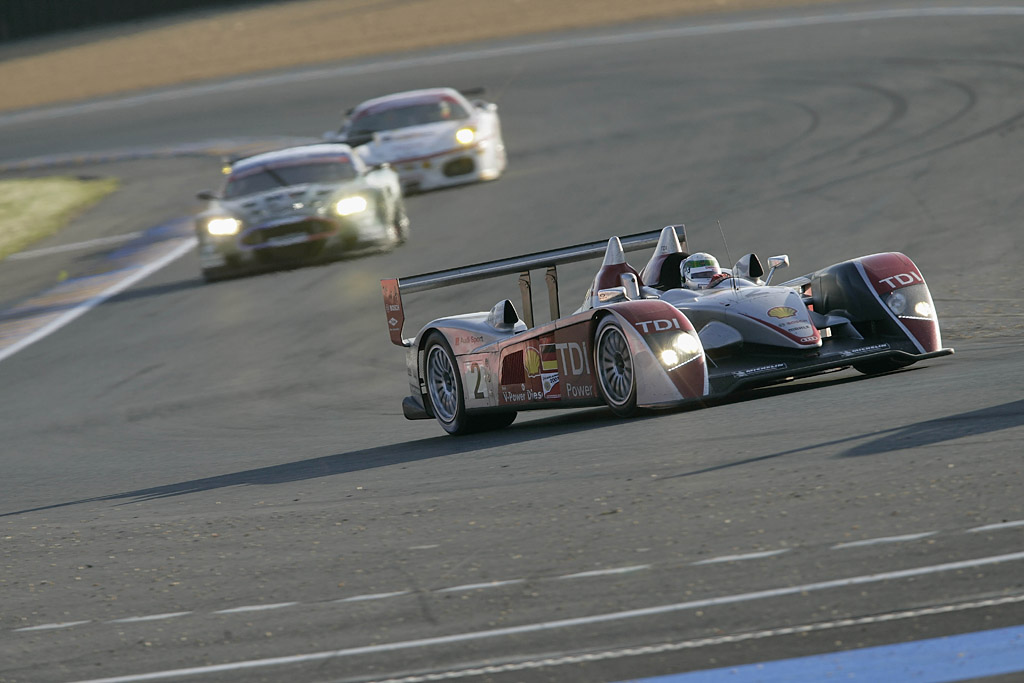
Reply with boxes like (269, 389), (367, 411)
(523, 346), (542, 377)
(767, 306), (797, 319)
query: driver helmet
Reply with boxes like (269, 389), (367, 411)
(681, 253), (722, 289)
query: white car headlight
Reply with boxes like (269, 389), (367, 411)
(660, 332), (702, 369)
(206, 217), (241, 235)
(455, 127), (476, 145)
(886, 290), (907, 316)
(335, 196), (368, 216)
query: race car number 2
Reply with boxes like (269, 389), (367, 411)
(464, 361), (488, 399)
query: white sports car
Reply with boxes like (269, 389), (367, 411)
(328, 87), (507, 193)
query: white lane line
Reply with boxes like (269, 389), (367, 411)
(66, 549), (1024, 683)
(0, 236), (196, 365)
(831, 532), (937, 549)
(4, 7), (1024, 129)
(15, 620), (91, 632)
(692, 549), (791, 565)
(213, 602), (298, 614)
(6, 232), (142, 260)
(967, 520), (1024, 533)
(558, 565), (650, 580)
(110, 612), (192, 624)
(335, 591), (410, 603)
(437, 580), (525, 593)
(409, 545), (439, 550)
(362, 594), (1024, 683)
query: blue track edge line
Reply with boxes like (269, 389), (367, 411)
(623, 624), (1024, 683)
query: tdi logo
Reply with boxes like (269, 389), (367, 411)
(634, 319), (682, 333)
(878, 272), (923, 289)
(554, 342), (590, 376)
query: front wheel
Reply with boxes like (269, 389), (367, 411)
(594, 317), (638, 417)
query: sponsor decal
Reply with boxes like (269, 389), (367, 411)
(634, 318), (682, 333)
(501, 388), (544, 403)
(733, 363), (787, 378)
(386, 304), (401, 312)
(541, 342), (560, 399)
(878, 272), (924, 289)
(523, 346), (542, 377)
(840, 343), (891, 358)
(767, 306), (797, 319)
(563, 381), (595, 399)
(388, 317), (399, 327)
(555, 342), (590, 376)
(454, 334), (484, 346)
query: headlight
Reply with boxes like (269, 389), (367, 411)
(672, 332), (702, 356)
(886, 290), (907, 315)
(914, 301), (933, 318)
(455, 127), (476, 145)
(206, 217), (241, 235)
(335, 196), (368, 216)
(659, 332), (702, 369)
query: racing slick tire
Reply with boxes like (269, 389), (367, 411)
(423, 332), (474, 435)
(594, 317), (639, 417)
(423, 333), (517, 435)
(853, 356), (914, 375)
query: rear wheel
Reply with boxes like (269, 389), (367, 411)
(594, 317), (638, 417)
(424, 333), (472, 435)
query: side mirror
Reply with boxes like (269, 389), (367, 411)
(370, 162), (391, 172)
(475, 101), (497, 113)
(764, 254), (790, 285)
(597, 287), (628, 304)
(196, 190), (218, 201)
(732, 253), (764, 281)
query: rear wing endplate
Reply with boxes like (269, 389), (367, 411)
(382, 229), (667, 346)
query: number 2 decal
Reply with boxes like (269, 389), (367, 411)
(466, 362), (487, 399)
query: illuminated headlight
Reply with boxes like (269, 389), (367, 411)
(335, 196), (368, 216)
(206, 217), (241, 235)
(673, 332), (702, 356)
(914, 301), (933, 318)
(660, 332), (701, 369)
(455, 127), (476, 145)
(886, 290), (907, 316)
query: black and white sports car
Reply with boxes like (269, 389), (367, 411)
(195, 143), (408, 281)
(381, 226), (953, 435)
(329, 87), (506, 193)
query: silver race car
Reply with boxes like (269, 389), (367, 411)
(381, 226), (952, 435)
(329, 87), (506, 193)
(195, 143), (408, 281)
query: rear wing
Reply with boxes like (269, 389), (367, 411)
(381, 229), (668, 347)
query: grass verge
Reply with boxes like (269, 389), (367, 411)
(0, 177), (119, 260)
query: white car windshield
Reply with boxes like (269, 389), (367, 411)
(349, 98), (469, 136)
(224, 159), (357, 198)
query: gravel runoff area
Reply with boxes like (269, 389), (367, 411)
(1, 0), (844, 114)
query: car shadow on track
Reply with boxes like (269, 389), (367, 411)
(664, 396), (1024, 480)
(0, 406), (647, 517)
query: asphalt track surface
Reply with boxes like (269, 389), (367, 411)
(1, 2), (1023, 681)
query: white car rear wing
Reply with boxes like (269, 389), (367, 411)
(381, 229), (671, 347)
